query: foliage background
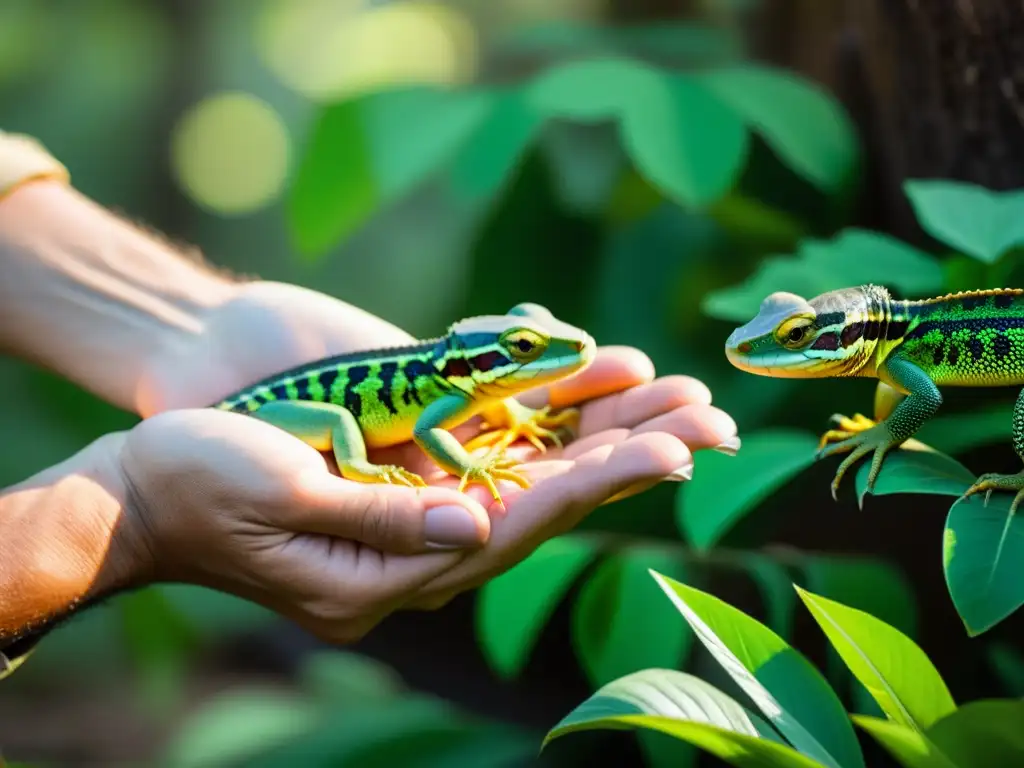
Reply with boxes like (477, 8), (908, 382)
(2, 0), (1024, 766)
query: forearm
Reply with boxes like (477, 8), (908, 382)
(0, 181), (238, 413)
(0, 433), (149, 651)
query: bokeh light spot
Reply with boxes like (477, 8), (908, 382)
(170, 92), (290, 215)
(256, 0), (478, 101)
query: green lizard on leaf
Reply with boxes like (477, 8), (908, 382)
(725, 285), (1024, 510)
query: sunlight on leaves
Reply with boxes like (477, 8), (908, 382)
(697, 66), (858, 193)
(852, 717), (956, 768)
(677, 429), (819, 551)
(703, 229), (943, 322)
(544, 669), (832, 768)
(794, 587), (955, 732)
(571, 548), (691, 689)
(476, 535), (599, 679)
(651, 572), (865, 768)
(904, 180), (1024, 264)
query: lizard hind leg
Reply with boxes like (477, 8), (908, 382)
(251, 400), (427, 488)
(960, 387), (1024, 514)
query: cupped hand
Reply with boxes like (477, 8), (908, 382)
(125, 280), (738, 642)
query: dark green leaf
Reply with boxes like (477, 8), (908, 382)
(476, 535), (600, 679)
(852, 716), (957, 768)
(794, 587), (955, 731)
(449, 91), (544, 202)
(915, 405), (1014, 456)
(744, 555), (798, 639)
(652, 572), (865, 768)
(697, 66), (858, 192)
(904, 180), (1024, 264)
(299, 650), (405, 706)
(926, 700), (1024, 767)
(854, 447), (976, 504)
(525, 59), (748, 206)
(677, 429), (819, 551)
(571, 547), (691, 688)
(703, 229), (943, 322)
(944, 491), (1024, 636)
(539, 120), (625, 214)
(986, 642), (1024, 697)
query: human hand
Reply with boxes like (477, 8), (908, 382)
(125, 280), (738, 640)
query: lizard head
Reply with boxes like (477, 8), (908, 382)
(447, 302), (596, 396)
(724, 287), (881, 378)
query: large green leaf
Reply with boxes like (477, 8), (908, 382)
(697, 66), (858, 192)
(571, 547), (692, 688)
(854, 447), (976, 505)
(944, 492), (1024, 636)
(651, 572), (865, 768)
(475, 535), (599, 679)
(544, 668), (830, 768)
(677, 429), (819, 551)
(703, 229), (943, 322)
(925, 700), (1024, 767)
(915, 404), (1014, 456)
(852, 717), (956, 768)
(794, 587), (955, 732)
(525, 58), (748, 206)
(448, 90), (544, 202)
(904, 180), (1024, 264)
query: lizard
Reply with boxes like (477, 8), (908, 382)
(723, 284), (1024, 510)
(212, 302), (596, 509)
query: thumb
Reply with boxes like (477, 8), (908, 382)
(284, 470), (492, 555)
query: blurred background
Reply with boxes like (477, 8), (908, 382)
(3, 0), (1024, 766)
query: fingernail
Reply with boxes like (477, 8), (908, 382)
(713, 436), (742, 456)
(666, 464), (694, 482)
(424, 505), (483, 549)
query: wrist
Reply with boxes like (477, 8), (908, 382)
(0, 433), (154, 646)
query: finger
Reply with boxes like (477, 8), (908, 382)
(518, 346), (656, 409)
(408, 432), (691, 600)
(563, 403), (738, 460)
(286, 470), (492, 555)
(575, 375), (715, 437)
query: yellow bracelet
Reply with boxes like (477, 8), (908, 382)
(0, 130), (70, 201)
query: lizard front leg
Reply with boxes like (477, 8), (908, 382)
(415, 394), (531, 510)
(463, 398), (580, 456)
(960, 387), (1024, 513)
(818, 356), (942, 498)
(251, 400), (426, 487)
(817, 380), (906, 451)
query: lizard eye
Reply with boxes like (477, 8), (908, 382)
(776, 318), (814, 348)
(516, 338), (534, 353)
(503, 329), (546, 360)
(787, 327), (805, 343)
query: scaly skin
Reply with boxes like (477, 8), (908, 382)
(723, 285), (1024, 509)
(214, 303), (596, 509)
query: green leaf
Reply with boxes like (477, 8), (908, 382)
(677, 429), (819, 551)
(794, 587), (955, 732)
(162, 688), (318, 768)
(525, 59), (748, 206)
(299, 650), (405, 706)
(927, 700), (1024, 767)
(287, 98), (376, 256)
(744, 555), (798, 639)
(697, 65), (858, 192)
(544, 668), (832, 768)
(703, 229), (943, 322)
(904, 180), (1024, 264)
(943, 492), (1024, 636)
(652, 572), (864, 768)
(986, 642), (1024, 697)
(571, 547), (691, 688)
(475, 535), (599, 679)
(539, 120), (625, 215)
(854, 447), (976, 504)
(449, 90), (544, 202)
(852, 716), (957, 768)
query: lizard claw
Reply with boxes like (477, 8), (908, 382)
(818, 412), (878, 452)
(464, 405), (579, 457)
(339, 461), (427, 488)
(959, 471), (1024, 515)
(817, 422), (899, 500)
(457, 454), (532, 511)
